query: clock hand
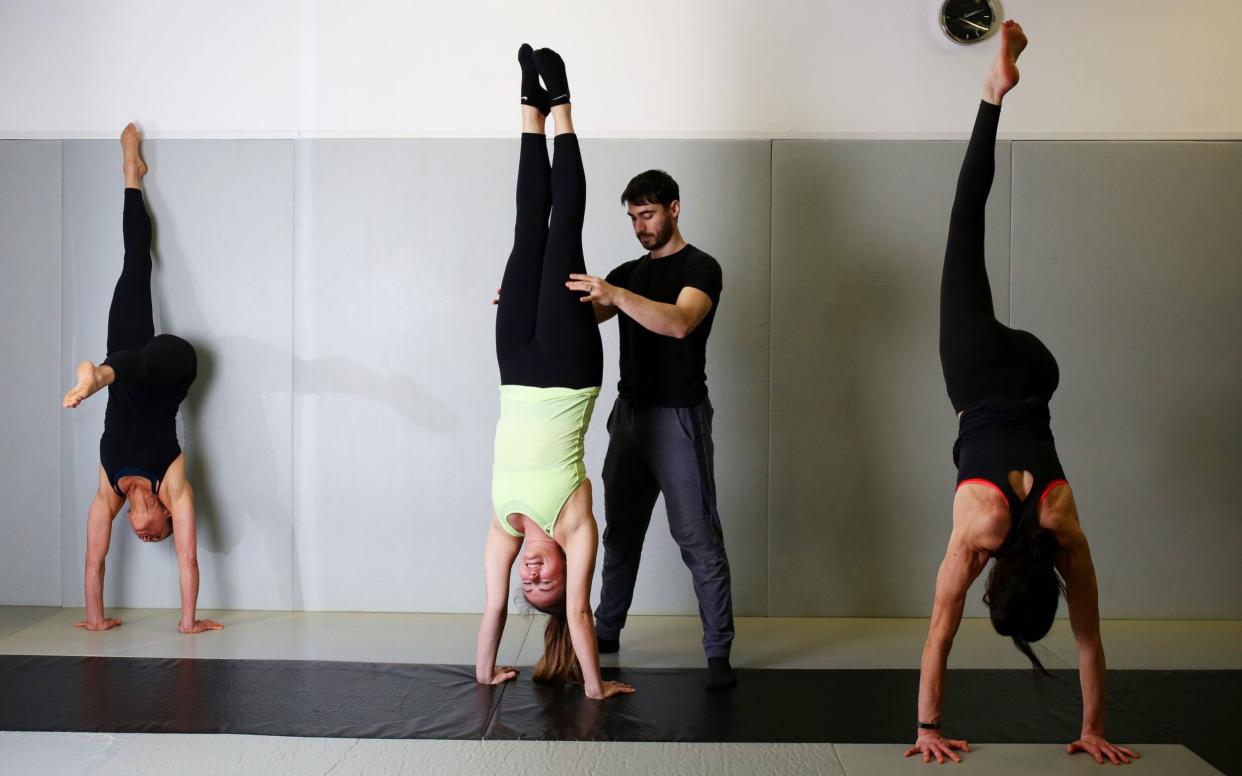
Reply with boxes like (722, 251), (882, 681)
(959, 18), (989, 32)
(949, 9), (985, 22)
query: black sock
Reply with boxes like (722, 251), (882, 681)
(518, 44), (550, 114)
(533, 47), (570, 106)
(706, 657), (737, 690)
(597, 637), (619, 654)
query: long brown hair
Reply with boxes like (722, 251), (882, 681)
(531, 602), (581, 684)
(983, 526), (1064, 675)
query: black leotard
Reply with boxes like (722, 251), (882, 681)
(99, 189), (197, 497)
(940, 103), (1068, 549)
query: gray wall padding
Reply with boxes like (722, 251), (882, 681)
(1010, 141), (1242, 618)
(769, 141), (1012, 617)
(2, 137), (1238, 618)
(0, 141), (61, 605)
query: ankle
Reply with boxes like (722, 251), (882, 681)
(521, 105), (547, 131)
(551, 104), (574, 136)
(95, 364), (115, 387)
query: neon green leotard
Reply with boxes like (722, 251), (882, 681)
(492, 384), (600, 538)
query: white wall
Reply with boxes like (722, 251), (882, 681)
(2, 0), (1239, 139)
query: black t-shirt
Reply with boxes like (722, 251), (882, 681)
(605, 244), (722, 407)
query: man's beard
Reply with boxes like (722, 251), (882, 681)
(639, 220), (674, 251)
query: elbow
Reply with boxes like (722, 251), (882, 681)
(177, 553), (199, 569)
(669, 321), (693, 340)
(84, 555), (105, 573)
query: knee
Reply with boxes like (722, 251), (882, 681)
(671, 519), (727, 562)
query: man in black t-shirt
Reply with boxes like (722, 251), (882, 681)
(566, 169), (736, 690)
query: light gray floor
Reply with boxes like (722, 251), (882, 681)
(0, 735), (1218, 776)
(0, 608), (1233, 775)
(2, 607), (1239, 670)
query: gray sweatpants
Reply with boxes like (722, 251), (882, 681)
(593, 396), (735, 658)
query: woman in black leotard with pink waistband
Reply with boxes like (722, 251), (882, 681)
(62, 124), (221, 636)
(907, 22), (1136, 767)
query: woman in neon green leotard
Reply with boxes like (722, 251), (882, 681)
(475, 45), (633, 702)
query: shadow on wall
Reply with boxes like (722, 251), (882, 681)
(146, 201), (283, 608)
(140, 188), (459, 607)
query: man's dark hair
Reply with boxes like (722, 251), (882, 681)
(621, 169), (680, 207)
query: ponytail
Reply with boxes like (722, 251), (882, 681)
(531, 604), (581, 684)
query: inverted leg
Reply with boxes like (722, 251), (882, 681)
(940, 101), (1001, 324)
(106, 188), (155, 355)
(495, 133), (552, 384)
(104, 334), (197, 388)
(533, 132), (602, 389)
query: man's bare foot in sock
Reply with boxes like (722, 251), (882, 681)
(983, 20), (1027, 106)
(121, 122), (148, 189)
(63, 361), (114, 408)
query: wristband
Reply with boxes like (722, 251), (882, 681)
(918, 721), (941, 730)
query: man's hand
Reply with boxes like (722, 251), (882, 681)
(566, 274), (624, 307)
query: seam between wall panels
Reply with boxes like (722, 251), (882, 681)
(290, 141), (297, 613)
(1008, 141), (1014, 326)
(289, 140), (301, 610)
(58, 140), (65, 607)
(766, 139), (775, 616)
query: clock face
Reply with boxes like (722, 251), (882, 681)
(940, 0), (995, 44)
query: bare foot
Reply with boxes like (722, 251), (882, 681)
(983, 20), (1027, 105)
(63, 361), (112, 408)
(121, 122), (147, 187)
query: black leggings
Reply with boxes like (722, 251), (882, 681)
(102, 189), (196, 389)
(495, 133), (602, 389)
(939, 102), (1058, 414)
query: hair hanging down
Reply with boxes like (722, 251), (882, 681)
(983, 527), (1064, 675)
(620, 169), (680, 207)
(530, 600), (581, 684)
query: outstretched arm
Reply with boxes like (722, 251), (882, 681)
(1056, 516), (1138, 765)
(568, 277), (712, 339)
(78, 467), (124, 631)
(165, 471), (221, 634)
(906, 530), (988, 764)
(476, 519), (522, 684)
(562, 515), (634, 700)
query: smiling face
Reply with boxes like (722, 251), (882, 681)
(519, 540), (566, 611)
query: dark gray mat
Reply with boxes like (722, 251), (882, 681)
(0, 657), (1232, 772)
